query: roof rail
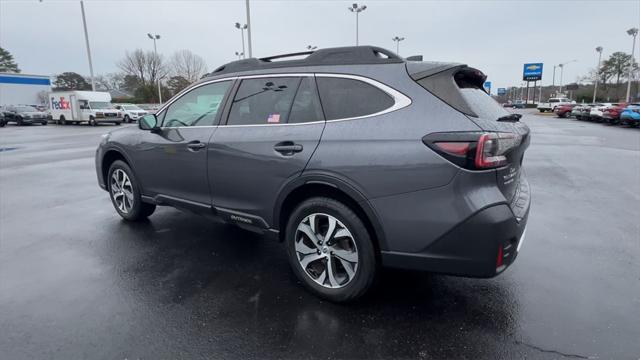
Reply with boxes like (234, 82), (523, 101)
(206, 46), (404, 77)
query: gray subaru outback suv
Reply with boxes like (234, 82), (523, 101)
(96, 46), (530, 302)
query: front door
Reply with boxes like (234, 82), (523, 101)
(208, 76), (325, 226)
(132, 80), (233, 206)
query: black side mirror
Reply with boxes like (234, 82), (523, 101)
(139, 114), (159, 132)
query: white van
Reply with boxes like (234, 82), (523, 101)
(49, 91), (122, 126)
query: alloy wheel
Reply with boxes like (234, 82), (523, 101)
(110, 169), (134, 214)
(294, 213), (359, 289)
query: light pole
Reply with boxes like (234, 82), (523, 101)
(235, 23), (247, 59)
(593, 46), (603, 103)
(392, 36), (405, 56)
(558, 59), (577, 93)
(147, 33), (162, 104)
(245, 0), (252, 58)
(625, 28), (638, 102)
(79, 1), (95, 91)
(306, 45), (318, 51)
(348, 3), (367, 46)
(235, 51), (244, 60)
(552, 65), (557, 87)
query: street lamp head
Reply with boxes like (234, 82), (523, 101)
(361, 5), (367, 10)
(627, 27), (639, 36)
(352, 3), (358, 9)
(155, 35), (160, 40)
(147, 33), (153, 39)
(595, 46), (603, 53)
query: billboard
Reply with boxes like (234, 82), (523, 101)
(523, 63), (543, 81)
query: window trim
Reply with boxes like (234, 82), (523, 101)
(156, 73), (411, 128)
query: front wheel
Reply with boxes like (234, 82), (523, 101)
(107, 160), (156, 221)
(89, 117), (97, 126)
(286, 197), (376, 302)
(17, 117), (23, 126)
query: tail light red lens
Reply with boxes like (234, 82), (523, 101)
(423, 131), (522, 170)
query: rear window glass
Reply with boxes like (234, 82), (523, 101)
(316, 77), (394, 120)
(458, 88), (508, 119)
(227, 77), (300, 125)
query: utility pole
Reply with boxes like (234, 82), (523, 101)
(80, 1), (95, 91)
(593, 46), (603, 103)
(348, 3), (367, 46)
(147, 33), (162, 104)
(245, 0), (252, 58)
(626, 28), (638, 102)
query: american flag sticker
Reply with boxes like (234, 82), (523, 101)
(267, 113), (281, 123)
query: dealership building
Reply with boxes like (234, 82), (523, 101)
(0, 73), (52, 107)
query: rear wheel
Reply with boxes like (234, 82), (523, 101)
(124, 115), (130, 123)
(107, 160), (156, 221)
(16, 117), (23, 126)
(286, 197), (376, 302)
(59, 116), (66, 125)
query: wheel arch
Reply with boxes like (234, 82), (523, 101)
(274, 174), (388, 253)
(101, 147), (137, 189)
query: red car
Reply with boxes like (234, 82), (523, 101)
(554, 103), (576, 118)
(602, 103), (627, 124)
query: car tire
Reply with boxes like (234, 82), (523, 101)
(17, 117), (23, 126)
(59, 116), (66, 125)
(89, 117), (97, 126)
(114, 121), (121, 126)
(285, 197), (377, 302)
(124, 115), (130, 123)
(107, 160), (156, 221)
(41, 121), (47, 125)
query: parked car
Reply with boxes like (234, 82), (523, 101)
(0, 110), (6, 127)
(95, 46), (531, 302)
(620, 104), (640, 127)
(137, 104), (159, 115)
(3, 105), (49, 125)
(554, 103), (576, 118)
(114, 104), (148, 123)
(510, 100), (526, 109)
(537, 97), (573, 112)
(602, 103), (629, 124)
(572, 104), (597, 120)
(588, 103), (613, 122)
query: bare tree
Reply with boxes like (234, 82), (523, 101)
(94, 73), (125, 90)
(169, 50), (208, 83)
(117, 49), (169, 87)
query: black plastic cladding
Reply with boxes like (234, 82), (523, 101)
(206, 46), (404, 77)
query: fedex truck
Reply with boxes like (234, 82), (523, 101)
(49, 91), (122, 126)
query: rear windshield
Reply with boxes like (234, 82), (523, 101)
(415, 66), (508, 119)
(458, 88), (508, 119)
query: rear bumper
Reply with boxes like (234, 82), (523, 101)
(378, 174), (530, 278)
(381, 203), (529, 278)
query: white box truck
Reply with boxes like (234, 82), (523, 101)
(49, 91), (122, 126)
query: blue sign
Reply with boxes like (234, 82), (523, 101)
(497, 88), (506, 96)
(483, 81), (491, 94)
(523, 63), (543, 81)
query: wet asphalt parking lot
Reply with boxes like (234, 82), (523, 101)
(1, 111), (639, 360)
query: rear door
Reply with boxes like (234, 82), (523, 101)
(208, 75), (325, 227)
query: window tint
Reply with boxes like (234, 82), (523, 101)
(316, 77), (394, 120)
(458, 88), (508, 120)
(227, 77), (301, 125)
(289, 77), (324, 123)
(163, 81), (231, 127)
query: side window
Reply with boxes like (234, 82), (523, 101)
(289, 77), (325, 124)
(316, 77), (394, 120)
(227, 77), (301, 125)
(79, 100), (89, 110)
(162, 80), (231, 127)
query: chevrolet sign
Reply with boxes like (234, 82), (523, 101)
(523, 63), (543, 81)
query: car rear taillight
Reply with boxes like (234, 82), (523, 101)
(424, 132), (522, 170)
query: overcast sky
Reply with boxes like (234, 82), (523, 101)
(1, 0), (639, 90)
